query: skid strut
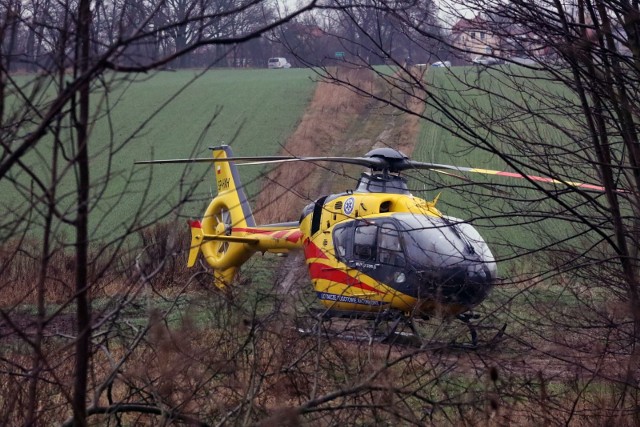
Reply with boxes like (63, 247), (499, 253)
(456, 313), (481, 347)
(299, 308), (505, 349)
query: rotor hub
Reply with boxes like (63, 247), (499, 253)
(215, 222), (227, 235)
(364, 147), (408, 160)
(364, 147), (410, 173)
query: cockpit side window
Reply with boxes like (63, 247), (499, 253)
(333, 225), (349, 260)
(354, 224), (377, 261)
(378, 223), (405, 267)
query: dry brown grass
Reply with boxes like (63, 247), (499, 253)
(384, 67), (428, 156)
(0, 223), (194, 308)
(1, 293), (639, 426)
(254, 68), (377, 223)
(0, 239), (76, 306)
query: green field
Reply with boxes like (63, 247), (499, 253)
(3, 69), (317, 241)
(412, 66), (603, 273)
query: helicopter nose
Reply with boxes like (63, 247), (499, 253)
(416, 260), (495, 308)
(466, 260), (493, 281)
(460, 262), (495, 306)
(447, 262), (496, 308)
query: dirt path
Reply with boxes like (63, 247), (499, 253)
(254, 67), (426, 224)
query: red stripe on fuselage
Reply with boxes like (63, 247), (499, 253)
(271, 230), (288, 239)
(304, 241), (329, 259)
(308, 262), (384, 294)
(286, 230), (303, 243)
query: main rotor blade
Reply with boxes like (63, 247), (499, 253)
(429, 169), (510, 195)
(134, 154), (608, 192)
(407, 161), (607, 192)
(134, 156), (295, 165)
(236, 156), (388, 168)
(135, 155), (387, 168)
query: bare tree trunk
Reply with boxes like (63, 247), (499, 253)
(72, 0), (92, 424)
(2, 0), (20, 72)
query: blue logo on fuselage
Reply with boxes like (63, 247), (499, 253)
(343, 197), (355, 215)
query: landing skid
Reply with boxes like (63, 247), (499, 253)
(297, 308), (507, 350)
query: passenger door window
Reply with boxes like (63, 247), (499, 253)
(377, 224), (405, 267)
(354, 224), (377, 261)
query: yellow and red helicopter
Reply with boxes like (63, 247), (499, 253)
(137, 145), (606, 342)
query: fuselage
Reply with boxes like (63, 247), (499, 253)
(298, 177), (497, 318)
(184, 145), (497, 315)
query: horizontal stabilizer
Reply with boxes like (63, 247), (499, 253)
(187, 220), (203, 268)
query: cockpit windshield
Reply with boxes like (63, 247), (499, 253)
(394, 214), (497, 274)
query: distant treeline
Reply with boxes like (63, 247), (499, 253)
(2, 0), (447, 72)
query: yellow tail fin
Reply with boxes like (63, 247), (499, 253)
(210, 145), (256, 229)
(187, 145), (257, 288)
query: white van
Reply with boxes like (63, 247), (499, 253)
(268, 57), (291, 69)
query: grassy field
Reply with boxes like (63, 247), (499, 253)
(412, 66), (602, 274)
(3, 69), (317, 241)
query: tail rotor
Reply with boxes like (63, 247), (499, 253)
(213, 206), (232, 257)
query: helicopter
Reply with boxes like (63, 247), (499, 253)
(136, 145), (607, 344)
